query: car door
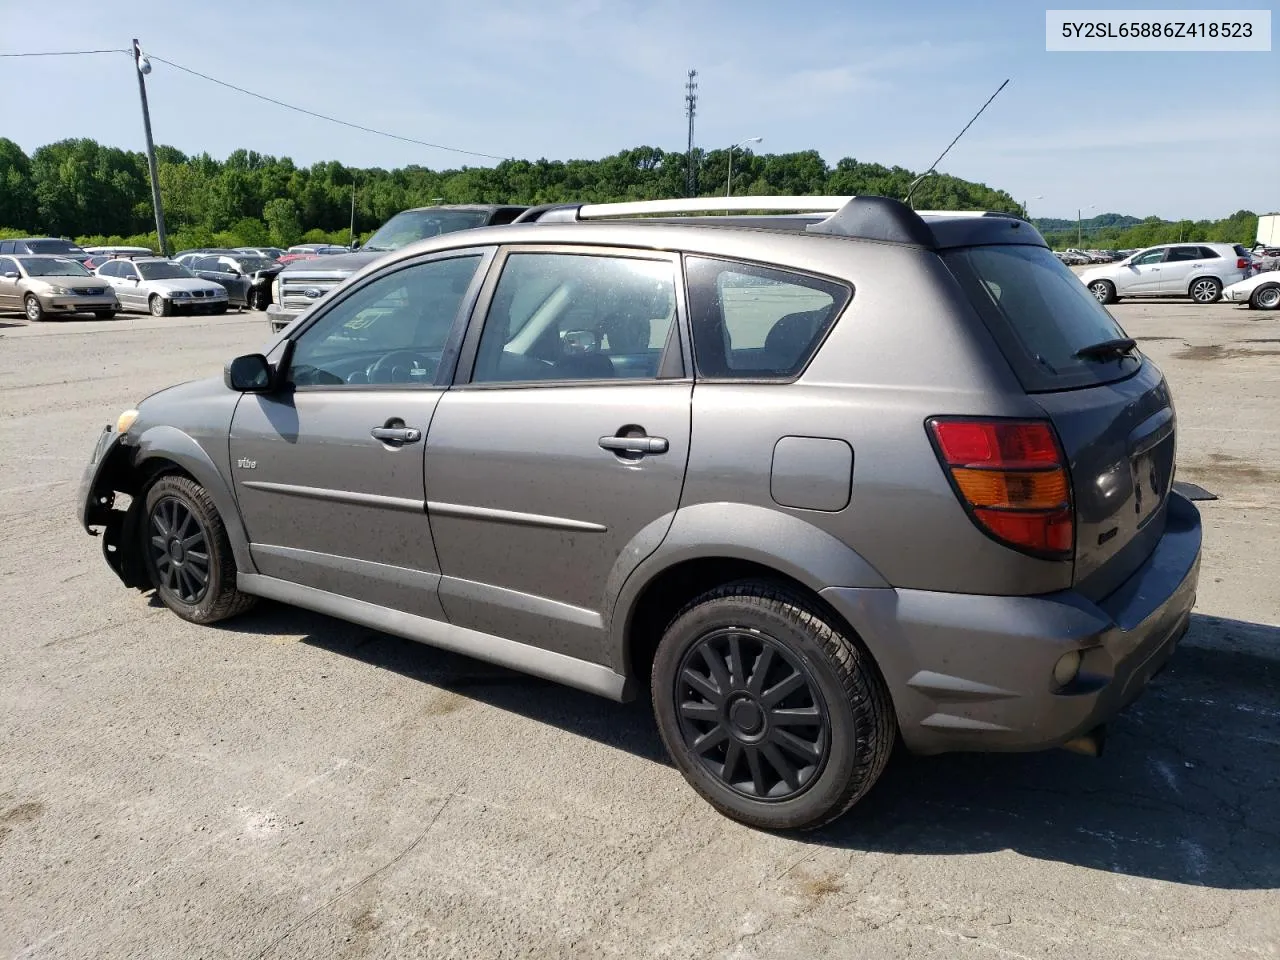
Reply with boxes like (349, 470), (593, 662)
(425, 246), (692, 666)
(96, 261), (127, 305)
(227, 247), (493, 618)
(193, 256), (233, 294)
(0, 257), (19, 310)
(1157, 245), (1203, 294)
(1117, 247), (1167, 295)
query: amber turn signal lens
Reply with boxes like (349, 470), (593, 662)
(950, 467), (1069, 510)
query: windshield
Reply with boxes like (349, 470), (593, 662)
(362, 209), (489, 252)
(26, 239), (85, 255)
(233, 257), (275, 272)
(944, 244), (1137, 391)
(138, 262), (195, 280)
(18, 257), (91, 277)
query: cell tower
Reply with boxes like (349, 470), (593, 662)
(684, 69), (698, 197)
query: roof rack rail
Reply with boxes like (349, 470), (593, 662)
(513, 195), (1038, 250)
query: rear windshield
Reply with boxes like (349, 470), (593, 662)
(26, 239), (85, 254)
(944, 244), (1140, 391)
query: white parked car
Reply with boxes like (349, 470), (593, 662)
(1221, 272), (1280, 311)
(94, 257), (229, 316)
(1080, 243), (1254, 304)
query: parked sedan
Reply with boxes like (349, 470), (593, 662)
(0, 254), (118, 320)
(188, 253), (283, 310)
(94, 257), (229, 316)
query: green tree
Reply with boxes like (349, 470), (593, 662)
(263, 197), (302, 247)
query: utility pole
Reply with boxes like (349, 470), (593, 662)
(1077, 208), (1082, 247)
(132, 39), (169, 257)
(684, 70), (698, 198)
(349, 175), (357, 248)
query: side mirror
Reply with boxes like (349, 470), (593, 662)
(224, 353), (273, 392)
(2, 271), (17, 280)
(350, 239), (361, 251)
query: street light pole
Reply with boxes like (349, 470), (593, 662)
(131, 39), (168, 257)
(1077, 204), (1096, 246)
(726, 136), (762, 197)
(1023, 194), (1043, 220)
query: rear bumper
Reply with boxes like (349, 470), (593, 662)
(822, 492), (1202, 755)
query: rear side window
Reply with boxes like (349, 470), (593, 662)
(1197, 247), (1221, 260)
(685, 257), (850, 379)
(944, 245), (1138, 392)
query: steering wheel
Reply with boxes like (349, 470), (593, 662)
(367, 350), (435, 384)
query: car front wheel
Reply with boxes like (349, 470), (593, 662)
(1189, 278), (1222, 304)
(651, 580), (896, 831)
(24, 295), (45, 322)
(1250, 283), (1280, 311)
(149, 295), (172, 317)
(141, 475), (256, 624)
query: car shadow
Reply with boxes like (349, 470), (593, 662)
(232, 604), (1279, 889)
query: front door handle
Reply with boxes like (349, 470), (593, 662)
(371, 425), (422, 444)
(598, 435), (669, 455)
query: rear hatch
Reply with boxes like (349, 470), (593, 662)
(944, 244), (1177, 601)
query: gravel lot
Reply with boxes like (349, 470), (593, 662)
(1, 300), (1277, 959)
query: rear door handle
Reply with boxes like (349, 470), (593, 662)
(371, 426), (422, 444)
(598, 435), (668, 455)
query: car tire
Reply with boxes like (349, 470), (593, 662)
(94, 310), (117, 320)
(1189, 277), (1222, 304)
(24, 294), (45, 322)
(1088, 280), (1116, 305)
(1250, 283), (1280, 311)
(141, 474), (257, 625)
(149, 295), (171, 317)
(651, 580), (896, 831)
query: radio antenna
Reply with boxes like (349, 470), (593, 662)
(906, 78), (1010, 208)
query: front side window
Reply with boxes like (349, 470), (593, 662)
(685, 257), (849, 379)
(471, 252), (677, 384)
(1166, 247), (1202, 262)
(289, 254), (482, 387)
(0, 257), (17, 275)
(1131, 248), (1167, 266)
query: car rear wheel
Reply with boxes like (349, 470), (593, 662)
(149, 295), (171, 317)
(141, 475), (257, 624)
(1250, 283), (1280, 311)
(1088, 280), (1116, 304)
(651, 580), (896, 831)
(24, 295), (45, 322)
(1189, 278), (1222, 304)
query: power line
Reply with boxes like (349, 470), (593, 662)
(147, 53), (510, 163)
(0, 49), (128, 58)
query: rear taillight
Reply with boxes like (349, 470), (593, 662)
(1237, 258), (1250, 269)
(927, 418), (1073, 559)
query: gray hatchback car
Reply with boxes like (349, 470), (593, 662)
(79, 195), (1201, 831)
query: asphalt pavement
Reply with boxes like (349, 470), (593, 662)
(1, 301), (1277, 959)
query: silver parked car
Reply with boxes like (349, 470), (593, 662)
(79, 196), (1201, 831)
(0, 254), (119, 321)
(95, 257), (229, 316)
(1080, 243), (1253, 304)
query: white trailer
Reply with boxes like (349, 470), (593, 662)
(1258, 214), (1280, 247)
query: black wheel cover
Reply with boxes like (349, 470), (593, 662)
(147, 495), (211, 604)
(675, 627), (830, 802)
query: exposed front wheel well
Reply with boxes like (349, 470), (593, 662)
(624, 558), (869, 693)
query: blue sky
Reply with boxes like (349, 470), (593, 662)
(3, 0), (1275, 220)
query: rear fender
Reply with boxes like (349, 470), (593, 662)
(608, 502), (890, 675)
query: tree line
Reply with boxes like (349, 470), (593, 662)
(1036, 210), (1265, 251)
(0, 137), (1021, 252)
(2, 137), (1263, 254)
